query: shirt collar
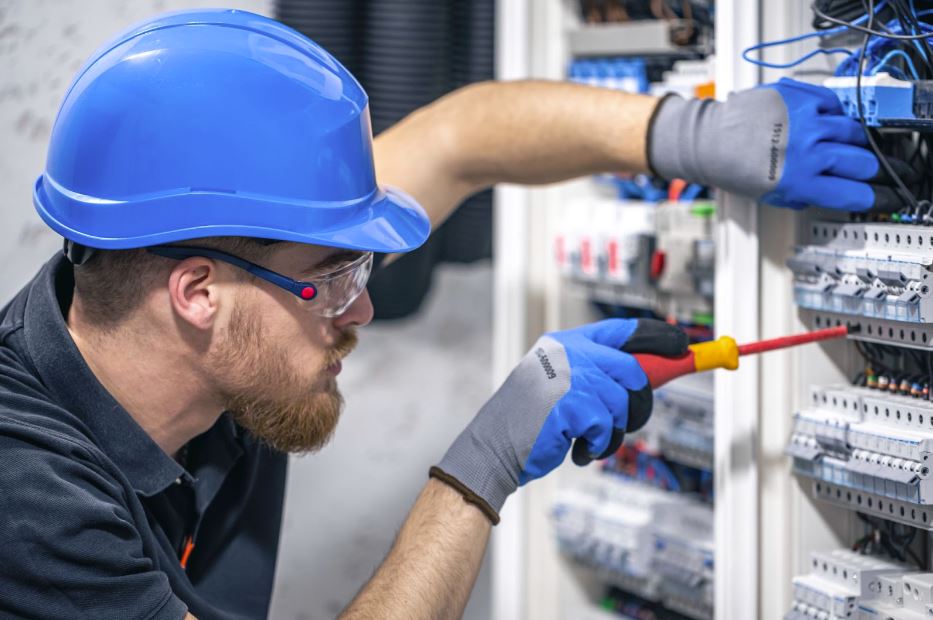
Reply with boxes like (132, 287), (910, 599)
(23, 254), (186, 497)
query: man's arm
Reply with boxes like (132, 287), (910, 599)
(374, 79), (896, 224)
(339, 479), (490, 620)
(373, 80), (657, 230)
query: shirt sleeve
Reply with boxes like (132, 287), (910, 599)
(0, 430), (188, 620)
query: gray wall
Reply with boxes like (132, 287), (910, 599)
(0, 2), (493, 618)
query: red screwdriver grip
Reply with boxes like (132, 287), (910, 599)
(633, 351), (698, 389)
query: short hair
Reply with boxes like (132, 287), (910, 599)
(72, 237), (278, 329)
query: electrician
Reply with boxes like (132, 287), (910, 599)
(0, 9), (897, 620)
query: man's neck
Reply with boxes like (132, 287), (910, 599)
(66, 301), (223, 457)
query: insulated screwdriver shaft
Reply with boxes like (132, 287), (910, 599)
(634, 325), (851, 389)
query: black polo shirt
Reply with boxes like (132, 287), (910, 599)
(0, 254), (288, 620)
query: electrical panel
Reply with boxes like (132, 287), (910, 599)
(552, 475), (714, 620)
(786, 549), (915, 619)
(776, 2), (933, 619)
(497, 2), (933, 619)
(789, 221), (933, 347)
(543, 9), (718, 617)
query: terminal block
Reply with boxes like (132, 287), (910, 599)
(551, 476), (713, 620)
(787, 385), (933, 529)
(786, 550), (913, 620)
(788, 221), (933, 348)
(856, 573), (933, 619)
(824, 73), (933, 128)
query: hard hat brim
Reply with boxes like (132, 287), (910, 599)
(34, 176), (432, 254)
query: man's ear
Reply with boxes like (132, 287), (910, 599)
(166, 257), (221, 330)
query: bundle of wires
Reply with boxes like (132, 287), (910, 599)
(853, 512), (923, 565)
(743, 0), (933, 209)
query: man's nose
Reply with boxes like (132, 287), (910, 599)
(333, 288), (374, 329)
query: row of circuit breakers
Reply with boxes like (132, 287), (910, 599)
(787, 219), (933, 619)
(552, 374), (715, 620)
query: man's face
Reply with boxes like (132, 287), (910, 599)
(207, 243), (373, 453)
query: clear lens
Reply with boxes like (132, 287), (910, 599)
(312, 252), (373, 317)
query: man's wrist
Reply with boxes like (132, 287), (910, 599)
(428, 467), (500, 525)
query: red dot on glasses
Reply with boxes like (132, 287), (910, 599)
(300, 286), (316, 300)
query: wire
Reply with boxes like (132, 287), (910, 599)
(743, 2), (888, 68)
(855, 0), (920, 208)
(743, 44), (856, 69)
(814, 0), (933, 38)
(869, 48), (922, 77)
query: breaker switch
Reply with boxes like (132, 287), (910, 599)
(650, 249), (666, 281)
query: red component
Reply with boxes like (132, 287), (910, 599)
(581, 238), (592, 273)
(668, 178), (688, 201)
(633, 350), (698, 388)
(736, 325), (849, 356)
(650, 250), (666, 280)
(300, 286), (316, 300)
(607, 240), (619, 275)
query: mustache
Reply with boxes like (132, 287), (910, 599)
(324, 328), (358, 367)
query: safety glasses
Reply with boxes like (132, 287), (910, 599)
(148, 246), (373, 318)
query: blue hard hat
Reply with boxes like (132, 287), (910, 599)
(33, 9), (430, 254)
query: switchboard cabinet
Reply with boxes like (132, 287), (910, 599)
(491, 1), (933, 619)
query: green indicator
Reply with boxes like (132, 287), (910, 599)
(692, 311), (714, 326)
(689, 202), (716, 218)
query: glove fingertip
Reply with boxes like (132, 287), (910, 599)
(621, 319), (689, 356)
(625, 386), (654, 433)
(594, 428), (626, 461)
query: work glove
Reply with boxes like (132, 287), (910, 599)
(648, 77), (908, 211)
(430, 318), (687, 524)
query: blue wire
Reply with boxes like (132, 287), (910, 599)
(742, 1), (888, 69)
(743, 45), (855, 69)
(870, 48), (921, 78)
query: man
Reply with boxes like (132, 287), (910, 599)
(0, 9), (894, 620)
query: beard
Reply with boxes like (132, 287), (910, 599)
(211, 304), (358, 454)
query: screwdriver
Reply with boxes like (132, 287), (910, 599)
(633, 324), (853, 388)
(570, 325), (853, 466)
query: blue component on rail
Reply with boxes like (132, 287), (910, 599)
(825, 73), (933, 128)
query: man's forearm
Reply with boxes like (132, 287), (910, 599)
(374, 80), (658, 229)
(339, 479), (491, 620)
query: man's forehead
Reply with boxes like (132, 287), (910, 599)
(273, 242), (359, 270)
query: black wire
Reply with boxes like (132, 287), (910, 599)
(854, 4), (920, 208)
(814, 1), (933, 38)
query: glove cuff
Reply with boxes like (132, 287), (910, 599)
(645, 93), (680, 178)
(433, 429), (518, 522)
(647, 93), (697, 183)
(429, 467), (501, 525)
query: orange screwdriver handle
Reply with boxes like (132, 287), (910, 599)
(634, 336), (740, 389)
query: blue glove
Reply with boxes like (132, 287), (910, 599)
(430, 318), (687, 523)
(648, 77), (908, 212)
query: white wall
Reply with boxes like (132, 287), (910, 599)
(0, 0), (271, 301)
(0, 2), (492, 618)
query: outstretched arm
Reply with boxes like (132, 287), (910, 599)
(373, 80), (657, 230)
(374, 79), (897, 225)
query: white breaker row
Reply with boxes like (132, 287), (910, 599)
(551, 476), (714, 620)
(635, 373), (714, 471)
(785, 549), (929, 620)
(554, 198), (714, 324)
(787, 384), (933, 530)
(788, 221), (933, 348)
